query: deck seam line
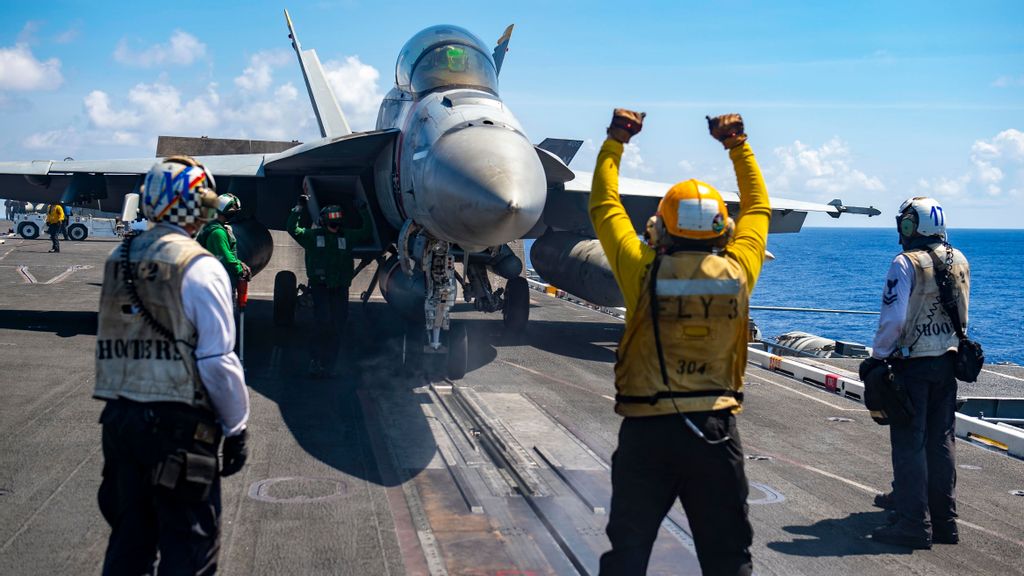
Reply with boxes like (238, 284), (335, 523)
(0, 444), (101, 553)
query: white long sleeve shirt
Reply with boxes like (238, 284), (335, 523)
(165, 224), (250, 436)
(871, 254), (915, 359)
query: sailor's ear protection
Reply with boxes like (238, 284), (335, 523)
(898, 209), (918, 238)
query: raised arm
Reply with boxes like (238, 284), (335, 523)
(709, 115), (770, 291)
(588, 109), (655, 311)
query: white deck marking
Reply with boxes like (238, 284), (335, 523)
(747, 371), (867, 412)
(500, 359), (615, 401)
(752, 447), (1024, 548)
(981, 368), (1024, 382)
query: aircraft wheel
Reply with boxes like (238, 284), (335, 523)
(273, 271), (297, 326)
(446, 323), (468, 380)
(17, 222), (39, 240)
(68, 224), (88, 241)
(502, 277), (529, 333)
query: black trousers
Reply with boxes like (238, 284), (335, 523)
(48, 223), (61, 251)
(889, 352), (958, 535)
(310, 283), (349, 368)
(600, 412), (753, 576)
(98, 400), (222, 576)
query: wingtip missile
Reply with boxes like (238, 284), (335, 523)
(828, 198), (882, 218)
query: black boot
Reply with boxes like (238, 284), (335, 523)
(873, 491), (895, 510)
(932, 519), (959, 544)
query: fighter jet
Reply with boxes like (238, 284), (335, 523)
(0, 11), (878, 379)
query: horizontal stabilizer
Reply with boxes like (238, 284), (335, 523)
(534, 146), (575, 184)
(156, 136), (301, 157)
(537, 138), (584, 166)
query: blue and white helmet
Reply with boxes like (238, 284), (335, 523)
(897, 196), (946, 240)
(140, 155), (218, 227)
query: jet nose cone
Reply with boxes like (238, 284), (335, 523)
(420, 126), (546, 250)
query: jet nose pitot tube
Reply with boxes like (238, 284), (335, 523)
(419, 125), (546, 252)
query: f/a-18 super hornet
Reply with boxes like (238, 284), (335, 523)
(0, 11), (878, 379)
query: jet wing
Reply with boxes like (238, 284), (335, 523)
(0, 129), (399, 208)
(533, 170), (880, 237)
(264, 129), (398, 174)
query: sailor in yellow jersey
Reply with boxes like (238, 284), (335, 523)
(592, 110), (769, 576)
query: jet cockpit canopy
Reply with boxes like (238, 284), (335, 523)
(396, 25), (498, 96)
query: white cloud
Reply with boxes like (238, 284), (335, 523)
(21, 51), (387, 155)
(0, 43), (63, 91)
(915, 129), (1024, 202)
(991, 75), (1024, 88)
(678, 159), (696, 171)
(113, 31), (206, 68)
(17, 21), (41, 45)
(221, 82), (311, 141)
(53, 24), (81, 45)
(85, 90), (140, 129)
(323, 55), (384, 131)
(771, 137), (884, 198)
(23, 127), (80, 150)
(621, 142), (653, 175)
(234, 50), (291, 92)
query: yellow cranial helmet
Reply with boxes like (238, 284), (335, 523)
(657, 179), (732, 240)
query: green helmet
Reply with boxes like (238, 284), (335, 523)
(320, 205), (343, 227)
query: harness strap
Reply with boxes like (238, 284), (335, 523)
(616, 389), (744, 405)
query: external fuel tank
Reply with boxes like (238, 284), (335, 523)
(530, 231), (624, 308)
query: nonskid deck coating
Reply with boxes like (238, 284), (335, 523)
(0, 229), (1021, 575)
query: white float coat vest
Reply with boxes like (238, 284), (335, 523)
(897, 245), (970, 358)
(94, 226), (212, 409)
(614, 251), (749, 416)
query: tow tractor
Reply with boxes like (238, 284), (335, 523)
(13, 212), (125, 241)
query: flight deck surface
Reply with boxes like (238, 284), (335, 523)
(1, 228), (1022, 575)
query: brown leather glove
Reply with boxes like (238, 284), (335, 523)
(607, 108), (646, 144)
(707, 114), (747, 149)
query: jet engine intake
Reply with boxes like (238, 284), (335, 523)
(379, 255), (427, 321)
(231, 219), (274, 277)
(530, 231), (624, 308)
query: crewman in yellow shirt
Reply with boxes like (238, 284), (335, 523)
(592, 110), (770, 576)
(45, 203), (65, 253)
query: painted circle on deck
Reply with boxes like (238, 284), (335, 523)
(748, 482), (785, 505)
(247, 477), (348, 503)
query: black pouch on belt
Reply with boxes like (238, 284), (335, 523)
(153, 450), (217, 501)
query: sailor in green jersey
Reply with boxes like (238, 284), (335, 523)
(197, 193), (252, 294)
(287, 194), (373, 377)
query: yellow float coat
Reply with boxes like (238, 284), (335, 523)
(588, 139), (770, 415)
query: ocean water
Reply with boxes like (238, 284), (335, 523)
(525, 229), (1024, 365)
(753, 228), (1023, 365)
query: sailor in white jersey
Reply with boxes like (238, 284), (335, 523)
(94, 156), (250, 575)
(862, 196), (969, 550)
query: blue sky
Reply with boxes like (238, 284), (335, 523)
(1, 0), (1022, 228)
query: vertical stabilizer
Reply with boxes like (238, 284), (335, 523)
(285, 9), (351, 138)
(493, 24), (514, 76)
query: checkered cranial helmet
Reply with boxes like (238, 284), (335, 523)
(139, 155), (218, 228)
